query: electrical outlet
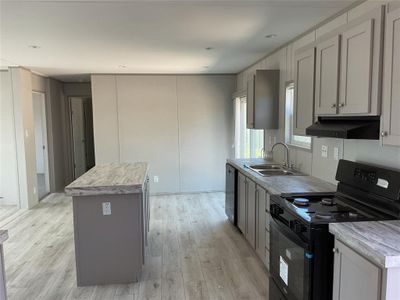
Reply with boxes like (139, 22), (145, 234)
(154, 176), (159, 183)
(102, 202), (111, 215)
(333, 147), (339, 161)
(321, 145), (328, 158)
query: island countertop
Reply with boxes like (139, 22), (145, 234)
(227, 158), (336, 195)
(329, 220), (400, 268)
(65, 162), (149, 196)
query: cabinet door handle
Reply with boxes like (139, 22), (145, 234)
(381, 131), (388, 137)
(331, 103), (337, 108)
(338, 103), (345, 107)
(333, 248), (339, 253)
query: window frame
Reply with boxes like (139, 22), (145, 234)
(234, 96), (264, 159)
(284, 81), (312, 150)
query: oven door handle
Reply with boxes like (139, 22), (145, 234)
(270, 215), (310, 251)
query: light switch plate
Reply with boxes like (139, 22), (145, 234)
(102, 202), (111, 215)
(154, 176), (159, 183)
(333, 147), (339, 161)
(321, 145), (328, 158)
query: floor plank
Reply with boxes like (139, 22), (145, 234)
(1, 192), (269, 299)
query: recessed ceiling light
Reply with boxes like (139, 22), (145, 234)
(205, 47), (214, 51)
(265, 34), (277, 39)
(28, 45), (40, 49)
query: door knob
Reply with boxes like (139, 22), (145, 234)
(381, 131), (388, 137)
(332, 248), (339, 253)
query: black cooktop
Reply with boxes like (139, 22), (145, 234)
(276, 192), (390, 224)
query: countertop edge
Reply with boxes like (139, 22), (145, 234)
(65, 163), (150, 196)
(0, 230), (9, 244)
(329, 222), (400, 269)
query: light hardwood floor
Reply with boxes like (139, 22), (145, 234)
(2, 192), (269, 300)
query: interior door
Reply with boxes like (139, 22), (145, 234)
(70, 98), (87, 179)
(315, 35), (340, 115)
(339, 19), (374, 115)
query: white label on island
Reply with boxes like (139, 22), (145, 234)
(102, 202), (112, 215)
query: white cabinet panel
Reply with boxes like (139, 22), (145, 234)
(315, 35), (340, 115)
(382, 5), (400, 146)
(339, 19), (374, 115)
(333, 239), (381, 300)
(294, 47), (315, 135)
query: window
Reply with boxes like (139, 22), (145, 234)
(285, 82), (312, 149)
(234, 96), (264, 158)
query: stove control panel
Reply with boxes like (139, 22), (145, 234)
(354, 168), (377, 184)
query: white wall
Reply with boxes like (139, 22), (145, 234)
(0, 71), (20, 206)
(91, 74), (236, 194)
(237, 0), (400, 185)
(10, 67), (38, 209)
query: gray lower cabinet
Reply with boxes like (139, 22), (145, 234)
(238, 172), (247, 234)
(382, 3), (400, 147)
(333, 239), (382, 300)
(246, 179), (257, 248)
(236, 172), (270, 269)
(255, 186), (266, 264)
(72, 191), (148, 286)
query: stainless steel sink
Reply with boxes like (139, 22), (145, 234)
(257, 169), (295, 176)
(248, 164), (282, 170)
(245, 163), (305, 177)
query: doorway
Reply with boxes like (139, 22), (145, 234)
(69, 97), (95, 179)
(32, 92), (50, 200)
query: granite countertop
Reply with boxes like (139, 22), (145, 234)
(0, 230), (8, 244)
(65, 162), (149, 196)
(329, 220), (400, 268)
(227, 158), (336, 195)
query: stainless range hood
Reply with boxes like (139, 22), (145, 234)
(305, 116), (380, 139)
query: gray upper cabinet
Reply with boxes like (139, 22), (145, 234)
(338, 6), (383, 116)
(246, 70), (279, 129)
(255, 186), (266, 265)
(333, 239), (382, 300)
(315, 35), (340, 115)
(294, 47), (315, 135)
(238, 172), (247, 234)
(339, 20), (374, 115)
(382, 3), (400, 147)
(246, 179), (257, 248)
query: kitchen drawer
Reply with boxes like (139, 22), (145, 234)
(265, 248), (270, 270)
(265, 230), (270, 251)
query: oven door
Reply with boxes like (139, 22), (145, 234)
(270, 216), (312, 300)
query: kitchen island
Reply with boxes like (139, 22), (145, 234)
(65, 162), (150, 286)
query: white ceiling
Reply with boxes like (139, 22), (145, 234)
(0, 0), (356, 82)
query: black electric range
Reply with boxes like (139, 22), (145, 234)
(269, 159), (400, 300)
